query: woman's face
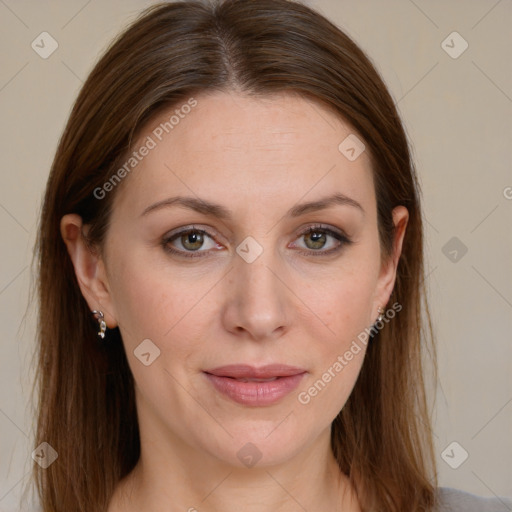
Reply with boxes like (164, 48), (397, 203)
(92, 91), (407, 468)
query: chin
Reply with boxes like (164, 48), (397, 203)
(191, 417), (316, 470)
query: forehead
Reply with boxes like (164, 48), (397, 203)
(112, 91), (375, 220)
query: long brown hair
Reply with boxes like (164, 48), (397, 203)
(34, 0), (438, 510)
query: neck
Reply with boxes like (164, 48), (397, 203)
(109, 424), (360, 511)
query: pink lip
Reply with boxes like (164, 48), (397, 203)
(204, 364), (307, 406)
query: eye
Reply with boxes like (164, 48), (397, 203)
(291, 224), (353, 256)
(162, 226), (222, 258)
(162, 224), (353, 259)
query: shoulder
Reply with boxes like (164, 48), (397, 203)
(435, 487), (512, 512)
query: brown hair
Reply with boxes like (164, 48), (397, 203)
(34, 0), (438, 510)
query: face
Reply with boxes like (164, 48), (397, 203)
(70, 91), (407, 469)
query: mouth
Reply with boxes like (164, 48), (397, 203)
(203, 364), (307, 406)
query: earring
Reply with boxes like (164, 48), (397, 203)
(376, 306), (385, 323)
(92, 310), (107, 339)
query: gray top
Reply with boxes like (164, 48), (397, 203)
(28, 486), (512, 511)
(436, 487), (512, 511)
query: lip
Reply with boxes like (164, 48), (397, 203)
(204, 364), (307, 406)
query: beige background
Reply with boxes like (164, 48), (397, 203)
(0, 0), (510, 509)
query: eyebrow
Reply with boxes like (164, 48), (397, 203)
(140, 192), (365, 219)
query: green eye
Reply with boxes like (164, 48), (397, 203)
(163, 227), (220, 258)
(293, 225), (352, 256)
(162, 224), (352, 259)
(179, 230), (205, 251)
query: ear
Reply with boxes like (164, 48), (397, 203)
(372, 206), (409, 318)
(60, 213), (118, 328)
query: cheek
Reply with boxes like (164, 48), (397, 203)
(308, 281), (373, 383)
(296, 253), (378, 408)
(295, 279), (374, 419)
(308, 261), (378, 345)
(107, 252), (213, 413)
(107, 248), (218, 361)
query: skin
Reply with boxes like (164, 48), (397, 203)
(61, 91), (408, 511)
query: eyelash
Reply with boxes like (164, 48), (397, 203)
(161, 224), (353, 259)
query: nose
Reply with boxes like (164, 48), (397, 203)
(221, 248), (293, 342)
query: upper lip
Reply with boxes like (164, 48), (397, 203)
(204, 364), (307, 379)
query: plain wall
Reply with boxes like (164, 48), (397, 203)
(0, 0), (510, 509)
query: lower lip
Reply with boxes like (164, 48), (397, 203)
(204, 372), (306, 406)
